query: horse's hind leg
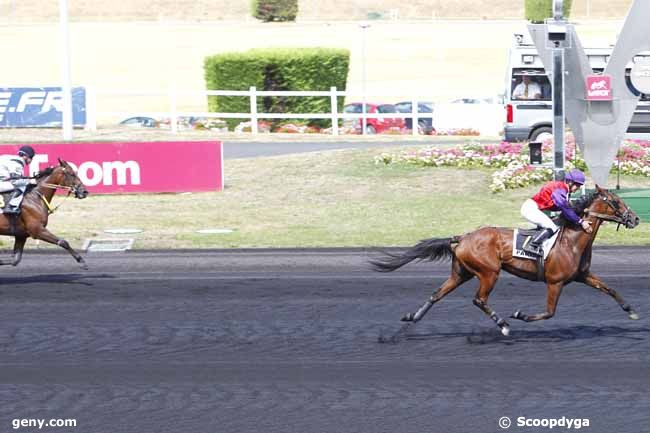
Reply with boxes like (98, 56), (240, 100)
(472, 272), (511, 336)
(402, 258), (472, 323)
(511, 282), (563, 322)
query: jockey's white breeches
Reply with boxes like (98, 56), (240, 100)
(0, 181), (14, 193)
(521, 198), (558, 232)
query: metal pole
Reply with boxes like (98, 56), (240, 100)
(59, 0), (73, 140)
(360, 22), (369, 135)
(552, 48), (565, 180)
(552, 0), (565, 180)
(553, 0), (563, 19)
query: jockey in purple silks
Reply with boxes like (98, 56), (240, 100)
(520, 168), (592, 255)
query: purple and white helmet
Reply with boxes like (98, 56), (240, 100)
(564, 168), (586, 185)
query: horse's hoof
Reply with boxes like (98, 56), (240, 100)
(79, 262), (89, 270)
(510, 310), (521, 320)
(629, 312), (640, 320)
(500, 326), (511, 337)
(400, 313), (414, 322)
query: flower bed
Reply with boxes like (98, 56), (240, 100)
(375, 138), (650, 192)
(617, 140), (650, 176)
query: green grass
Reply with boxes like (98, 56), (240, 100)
(6, 145), (650, 250)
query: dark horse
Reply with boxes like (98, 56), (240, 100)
(371, 186), (641, 336)
(0, 158), (89, 269)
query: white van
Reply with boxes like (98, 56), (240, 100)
(503, 33), (650, 142)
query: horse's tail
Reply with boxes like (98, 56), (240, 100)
(370, 237), (455, 273)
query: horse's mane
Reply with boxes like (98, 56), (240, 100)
(33, 167), (55, 179)
(25, 167), (56, 193)
(555, 191), (599, 227)
(572, 192), (598, 214)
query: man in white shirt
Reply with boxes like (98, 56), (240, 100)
(512, 76), (542, 100)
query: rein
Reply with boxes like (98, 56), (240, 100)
(586, 210), (621, 222)
(41, 182), (72, 191)
(34, 182), (73, 215)
(586, 199), (630, 231)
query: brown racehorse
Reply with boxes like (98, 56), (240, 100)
(0, 158), (89, 269)
(371, 186), (641, 336)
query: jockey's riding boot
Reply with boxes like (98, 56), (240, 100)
(3, 205), (20, 214)
(524, 228), (554, 255)
(3, 190), (23, 214)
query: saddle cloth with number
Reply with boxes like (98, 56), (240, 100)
(512, 227), (559, 260)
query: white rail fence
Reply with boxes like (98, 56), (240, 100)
(86, 86), (503, 136)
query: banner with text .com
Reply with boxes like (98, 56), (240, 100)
(0, 87), (86, 127)
(1, 141), (224, 193)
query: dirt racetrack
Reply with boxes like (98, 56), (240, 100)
(0, 248), (648, 433)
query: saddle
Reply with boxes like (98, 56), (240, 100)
(513, 227), (560, 282)
(514, 228), (545, 258)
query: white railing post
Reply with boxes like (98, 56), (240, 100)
(411, 98), (419, 136)
(59, 0), (73, 140)
(250, 86), (258, 134)
(169, 84), (178, 134)
(330, 86), (339, 136)
(84, 85), (96, 131)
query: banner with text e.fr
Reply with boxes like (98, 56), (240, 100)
(0, 87), (86, 127)
(0, 141), (224, 194)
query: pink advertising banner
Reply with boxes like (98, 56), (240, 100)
(0, 141), (223, 194)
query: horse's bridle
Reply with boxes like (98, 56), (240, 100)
(41, 168), (85, 198)
(586, 195), (631, 230)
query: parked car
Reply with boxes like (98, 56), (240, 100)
(343, 102), (405, 134)
(449, 95), (504, 105)
(119, 116), (158, 127)
(449, 98), (483, 104)
(394, 101), (435, 134)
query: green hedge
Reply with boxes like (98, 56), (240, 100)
(204, 48), (350, 130)
(251, 0), (298, 22)
(525, 0), (572, 23)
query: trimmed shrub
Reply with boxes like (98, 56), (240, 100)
(204, 47), (350, 130)
(204, 53), (265, 129)
(251, 0), (298, 22)
(525, 0), (572, 23)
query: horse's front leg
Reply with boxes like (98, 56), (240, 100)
(576, 272), (639, 320)
(11, 236), (27, 266)
(28, 225), (88, 270)
(511, 282), (564, 322)
(0, 236), (27, 266)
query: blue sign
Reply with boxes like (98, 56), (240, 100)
(0, 87), (86, 127)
